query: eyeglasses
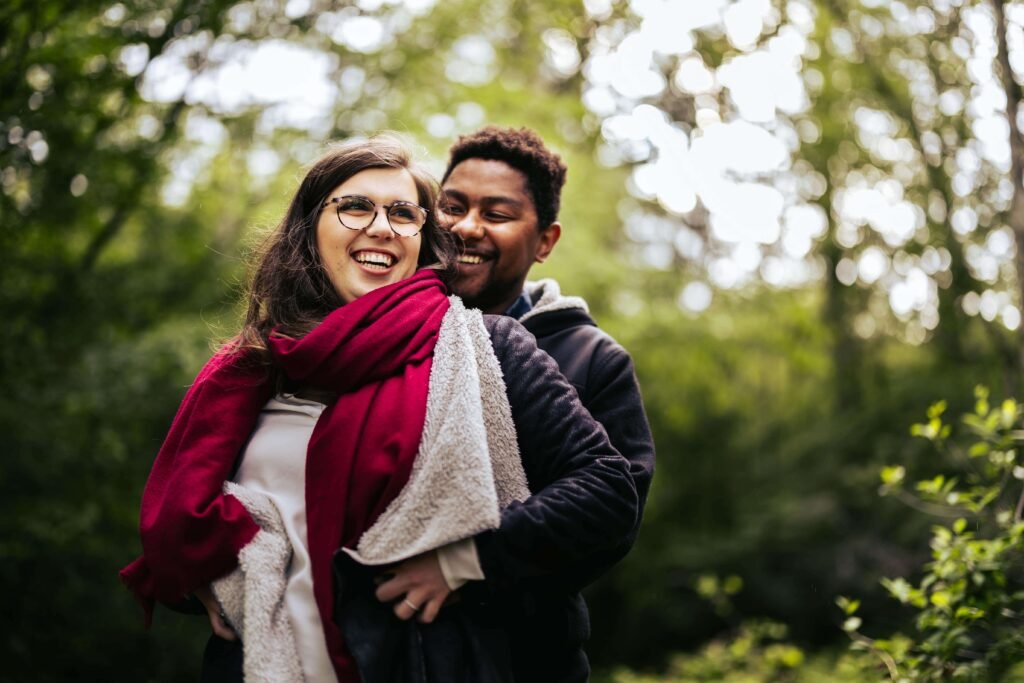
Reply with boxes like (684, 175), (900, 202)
(323, 195), (428, 237)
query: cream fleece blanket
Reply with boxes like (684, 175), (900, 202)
(213, 296), (530, 681)
(213, 483), (302, 683)
(519, 278), (589, 324)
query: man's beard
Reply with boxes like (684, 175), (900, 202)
(451, 270), (518, 314)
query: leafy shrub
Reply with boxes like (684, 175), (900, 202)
(844, 387), (1024, 682)
(599, 617), (871, 683)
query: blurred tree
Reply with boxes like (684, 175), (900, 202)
(571, 0), (1024, 671)
(1, 1), (248, 678)
(580, 0), (1023, 387)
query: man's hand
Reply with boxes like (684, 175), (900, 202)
(194, 584), (237, 641)
(374, 551), (451, 624)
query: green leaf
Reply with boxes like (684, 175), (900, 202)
(881, 465), (906, 486)
(1002, 399), (1018, 429)
(927, 400), (947, 420)
(694, 574), (718, 599)
(930, 590), (951, 609)
(842, 616), (862, 632)
(836, 596), (860, 615)
(954, 606), (983, 620)
(882, 577), (912, 603)
(953, 518), (967, 534)
(774, 645), (804, 668)
(969, 442), (991, 458)
(722, 575), (743, 595)
(964, 414), (990, 435)
(917, 475), (945, 495)
(976, 386), (990, 416)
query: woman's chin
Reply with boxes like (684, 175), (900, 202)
(338, 272), (414, 304)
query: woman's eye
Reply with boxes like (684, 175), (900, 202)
(339, 198), (373, 213)
(390, 207), (416, 222)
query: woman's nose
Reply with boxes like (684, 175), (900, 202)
(364, 209), (394, 238)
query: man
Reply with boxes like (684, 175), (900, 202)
(440, 126), (655, 681)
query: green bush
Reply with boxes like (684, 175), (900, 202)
(598, 618), (871, 683)
(844, 387), (1024, 682)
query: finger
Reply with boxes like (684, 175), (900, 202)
(417, 594), (444, 624)
(210, 611), (238, 641)
(393, 589), (428, 621)
(375, 573), (410, 603)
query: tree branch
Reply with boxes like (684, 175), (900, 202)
(889, 488), (969, 518)
(77, 98), (188, 272)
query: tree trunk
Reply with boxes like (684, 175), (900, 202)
(992, 0), (1024, 393)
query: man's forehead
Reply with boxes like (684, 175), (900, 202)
(443, 158), (530, 197)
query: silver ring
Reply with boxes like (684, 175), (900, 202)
(403, 598), (420, 612)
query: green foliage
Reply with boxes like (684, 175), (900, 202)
(695, 574), (745, 618)
(846, 390), (1024, 681)
(6, 0), (1024, 679)
(583, 281), (1007, 671)
(621, 580), (872, 682)
(596, 584), (874, 683)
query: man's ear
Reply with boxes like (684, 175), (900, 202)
(533, 222), (561, 263)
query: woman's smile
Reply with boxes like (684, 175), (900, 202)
(351, 248), (398, 271)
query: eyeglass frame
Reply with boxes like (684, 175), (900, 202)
(321, 195), (429, 238)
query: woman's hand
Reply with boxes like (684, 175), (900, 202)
(194, 584), (238, 641)
(374, 551), (451, 624)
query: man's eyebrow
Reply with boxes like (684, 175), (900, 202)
(481, 195), (524, 207)
(442, 190), (522, 206)
(440, 188), (467, 200)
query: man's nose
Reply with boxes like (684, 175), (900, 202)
(450, 212), (485, 241)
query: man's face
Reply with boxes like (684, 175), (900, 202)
(440, 158), (560, 314)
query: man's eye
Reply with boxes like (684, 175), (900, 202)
(486, 212), (511, 221)
(440, 204), (464, 215)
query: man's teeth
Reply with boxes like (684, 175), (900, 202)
(354, 252), (395, 269)
(459, 254), (484, 264)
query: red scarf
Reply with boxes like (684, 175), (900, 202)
(120, 270), (451, 681)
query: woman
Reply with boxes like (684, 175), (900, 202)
(120, 135), (637, 682)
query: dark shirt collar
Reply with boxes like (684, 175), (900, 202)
(504, 289), (533, 320)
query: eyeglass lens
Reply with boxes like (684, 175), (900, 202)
(335, 196), (425, 236)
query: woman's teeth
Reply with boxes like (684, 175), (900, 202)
(354, 251), (395, 270)
(458, 254), (484, 264)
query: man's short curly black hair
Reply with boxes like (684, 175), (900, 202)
(443, 126), (568, 230)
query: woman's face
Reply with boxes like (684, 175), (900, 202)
(316, 167), (424, 305)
